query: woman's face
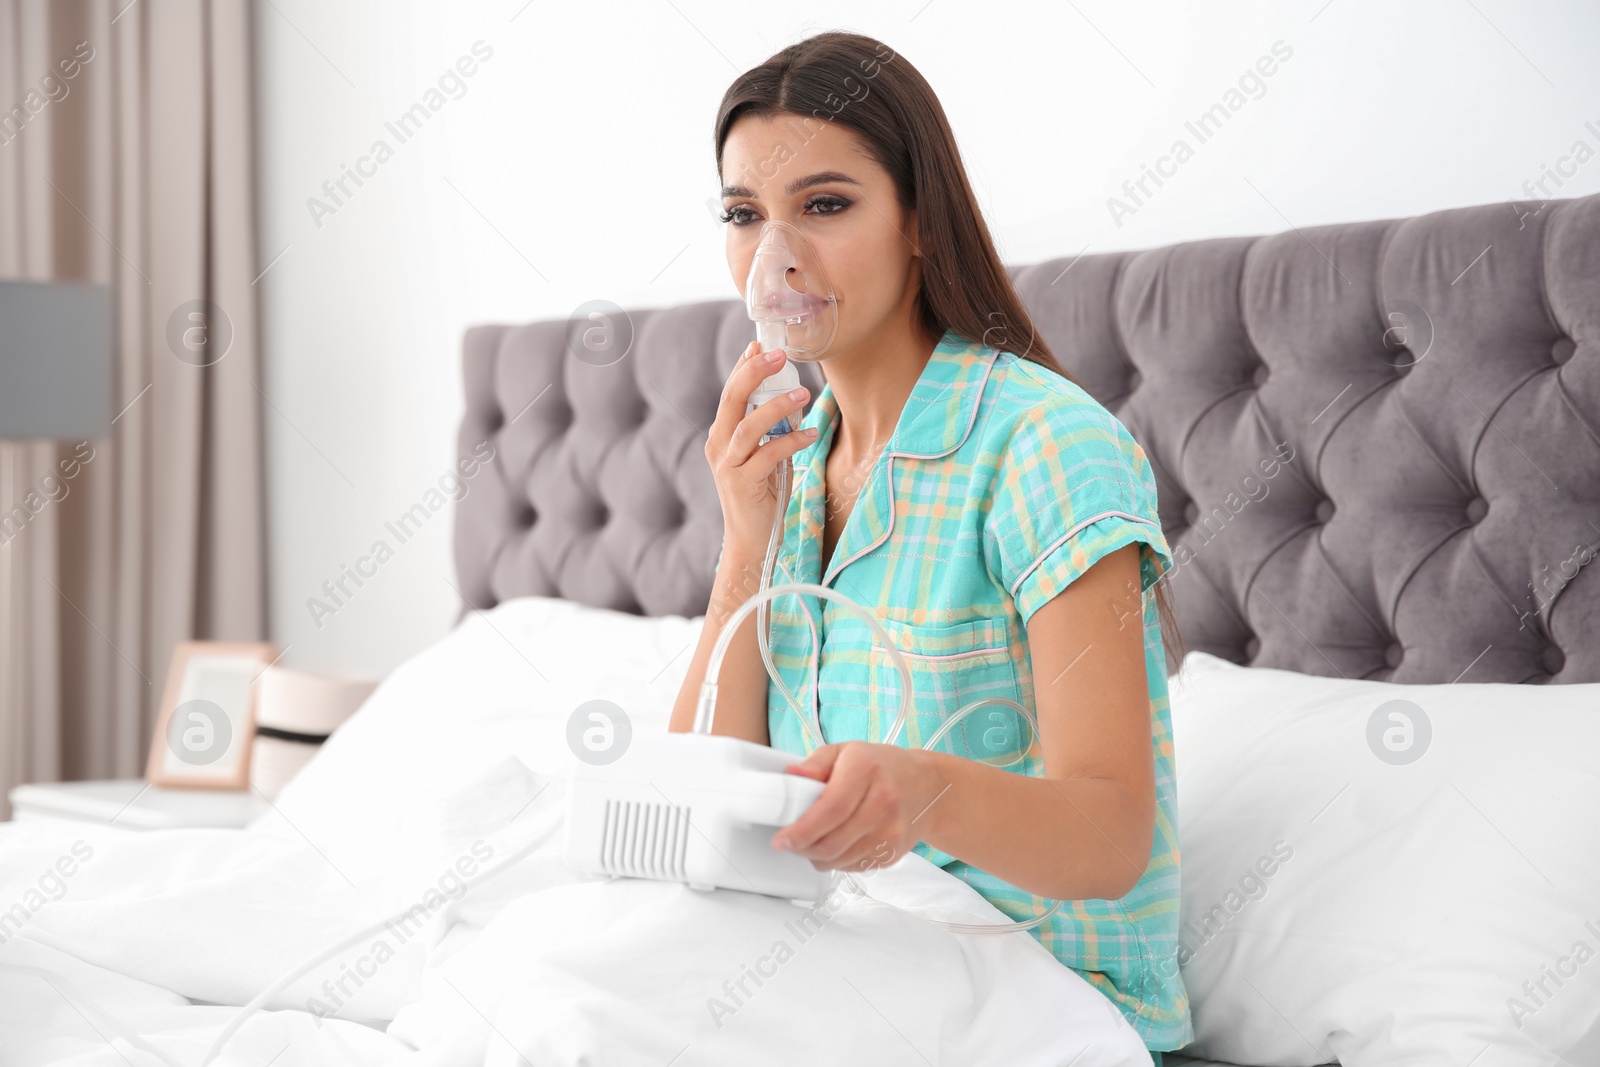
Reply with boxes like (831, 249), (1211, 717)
(720, 114), (920, 363)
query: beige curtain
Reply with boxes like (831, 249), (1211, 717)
(0, 0), (263, 819)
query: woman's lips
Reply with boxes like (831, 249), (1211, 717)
(763, 297), (824, 316)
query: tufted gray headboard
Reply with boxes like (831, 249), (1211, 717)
(454, 193), (1600, 684)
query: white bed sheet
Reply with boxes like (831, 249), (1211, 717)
(0, 597), (1155, 1066)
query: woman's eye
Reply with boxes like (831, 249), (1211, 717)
(806, 194), (850, 216)
(719, 195), (851, 227)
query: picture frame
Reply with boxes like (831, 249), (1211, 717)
(146, 640), (278, 790)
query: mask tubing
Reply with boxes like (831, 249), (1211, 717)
(921, 695), (1035, 768)
(754, 458), (822, 750)
(697, 582), (913, 746)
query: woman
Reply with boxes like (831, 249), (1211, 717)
(669, 31), (1193, 1059)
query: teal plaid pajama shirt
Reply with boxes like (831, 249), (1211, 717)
(733, 328), (1192, 1052)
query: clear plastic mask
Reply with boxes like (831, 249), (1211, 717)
(743, 219), (838, 361)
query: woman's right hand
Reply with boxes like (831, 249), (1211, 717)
(706, 341), (817, 558)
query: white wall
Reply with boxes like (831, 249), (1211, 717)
(253, 0), (1600, 677)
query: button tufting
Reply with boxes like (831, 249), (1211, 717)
(1552, 338), (1576, 365)
(1243, 636), (1260, 660)
(516, 505), (536, 528)
(1543, 646), (1566, 674)
(1183, 502), (1200, 526)
(1465, 497), (1488, 523)
(1385, 643), (1404, 668)
(1127, 369), (1142, 392)
(1252, 364), (1270, 387)
(1314, 499), (1335, 524)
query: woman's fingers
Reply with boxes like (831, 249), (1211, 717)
(786, 744), (844, 782)
(728, 391), (813, 469)
(711, 342), (788, 449)
(703, 340), (816, 555)
(738, 429), (817, 493)
(797, 782), (896, 867)
(774, 749), (870, 854)
(831, 832), (901, 873)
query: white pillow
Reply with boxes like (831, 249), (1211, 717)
(1168, 651), (1600, 1066)
(253, 597), (703, 894)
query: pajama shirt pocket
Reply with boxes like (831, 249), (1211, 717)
(868, 614), (1030, 766)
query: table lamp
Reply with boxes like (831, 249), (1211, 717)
(0, 279), (114, 439)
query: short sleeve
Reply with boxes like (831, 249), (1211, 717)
(983, 398), (1172, 628)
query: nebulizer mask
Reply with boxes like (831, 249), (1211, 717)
(741, 219), (839, 443)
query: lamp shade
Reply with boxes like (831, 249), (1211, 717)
(0, 279), (113, 439)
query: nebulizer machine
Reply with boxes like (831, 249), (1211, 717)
(189, 221), (1056, 1067)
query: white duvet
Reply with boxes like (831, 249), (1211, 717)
(0, 597), (1153, 1066)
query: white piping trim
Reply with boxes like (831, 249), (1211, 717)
(1008, 509), (1162, 601)
(821, 348), (1003, 588)
(895, 341), (1001, 460)
(869, 642), (1010, 662)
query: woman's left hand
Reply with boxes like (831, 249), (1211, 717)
(771, 743), (950, 872)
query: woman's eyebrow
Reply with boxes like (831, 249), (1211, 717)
(720, 170), (862, 199)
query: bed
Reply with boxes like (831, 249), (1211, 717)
(2, 191), (1596, 1066)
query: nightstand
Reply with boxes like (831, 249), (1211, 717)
(7, 779), (269, 830)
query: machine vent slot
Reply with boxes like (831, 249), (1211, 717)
(600, 799), (689, 880)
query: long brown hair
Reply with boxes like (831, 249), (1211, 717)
(714, 30), (1185, 671)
